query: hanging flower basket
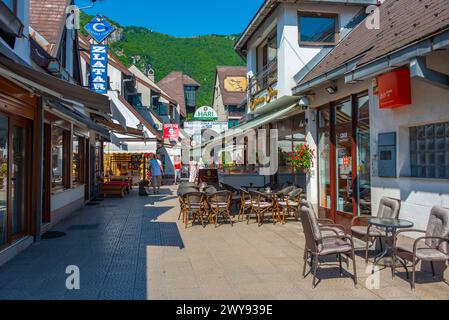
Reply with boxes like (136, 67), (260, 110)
(288, 144), (315, 173)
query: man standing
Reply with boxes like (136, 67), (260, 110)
(149, 154), (164, 194)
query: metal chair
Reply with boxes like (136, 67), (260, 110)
(183, 192), (206, 229)
(351, 197), (401, 262)
(248, 191), (273, 227)
(300, 205), (357, 288)
(393, 206), (449, 290)
(208, 191), (233, 227)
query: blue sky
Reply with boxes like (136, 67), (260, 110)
(76, 0), (264, 37)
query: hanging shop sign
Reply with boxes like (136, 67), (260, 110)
(84, 15), (116, 43)
(164, 124), (179, 140)
(378, 68), (411, 109)
(194, 106), (218, 121)
(249, 86), (278, 111)
(90, 44), (108, 94)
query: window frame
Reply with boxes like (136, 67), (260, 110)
(298, 11), (339, 46)
(2, 0), (17, 14)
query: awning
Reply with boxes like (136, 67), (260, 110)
(0, 56), (111, 114)
(49, 102), (110, 138)
(251, 96), (301, 115)
(201, 103), (300, 148)
(109, 91), (129, 129)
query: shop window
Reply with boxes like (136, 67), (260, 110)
(299, 12), (338, 45)
(52, 126), (69, 191)
(0, 115), (8, 246)
(72, 135), (81, 185)
(318, 109), (331, 210)
(410, 122), (449, 179)
(2, 0), (16, 13)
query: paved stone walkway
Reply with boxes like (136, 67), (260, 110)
(0, 186), (447, 300)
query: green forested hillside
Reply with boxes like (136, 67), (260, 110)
(80, 13), (244, 106)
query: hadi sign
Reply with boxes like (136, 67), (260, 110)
(90, 44), (108, 94)
(84, 15), (115, 43)
(194, 106), (218, 121)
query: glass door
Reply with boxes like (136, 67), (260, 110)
(356, 94), (372, 216)
(10, 120), (28, 238)
(335, 100), (354, 215)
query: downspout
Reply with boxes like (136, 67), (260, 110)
(34, 97), (44, 241)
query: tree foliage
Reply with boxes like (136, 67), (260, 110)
(80, 12), (244, 106)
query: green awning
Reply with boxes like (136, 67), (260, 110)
(251, 96), (301, 115)
(200, 103), (299, 149)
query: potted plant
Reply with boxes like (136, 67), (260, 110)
(289, 144), (315, 173)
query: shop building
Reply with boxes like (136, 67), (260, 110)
(212, 66), (247, 129)
(0, 0), (112, 264)
(216, 0), (375, 191)
(293, 0), (449, 230)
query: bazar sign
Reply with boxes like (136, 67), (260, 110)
(164, 124), (179, 140)
(90, 44), (108, 94)
(84, 15), (115, 43)
(194, 106), (218, 121)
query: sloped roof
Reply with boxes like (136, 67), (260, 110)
(298, 0), (449, 86)
(215, 66), (247, 106)
(29, 0), (70, 56)
(157, 71), (200, 117)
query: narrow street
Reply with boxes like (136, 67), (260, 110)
(0, 187), (447, 300)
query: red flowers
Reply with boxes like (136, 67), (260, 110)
(288, 144), (315, 173)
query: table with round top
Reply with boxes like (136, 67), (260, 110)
(367, 217), (414, 275)
(256, 190), (282, 224)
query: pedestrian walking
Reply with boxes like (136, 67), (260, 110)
(174, 156), (182, 185)
(149, 154), (164, 194)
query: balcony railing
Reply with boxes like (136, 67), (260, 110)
(248, 58), (278, 97)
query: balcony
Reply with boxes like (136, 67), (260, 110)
(248, 58), (278, 98)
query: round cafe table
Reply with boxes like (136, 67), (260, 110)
(367, 217), (414, 275)
(257, 190), (281, 224)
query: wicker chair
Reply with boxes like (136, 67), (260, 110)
(300, 205), (357, 288)
(277, 188), (303, 224)
(248, 191), (273, 227)
(208, 191), (233, 227)
(183, 192), (206, 229)
(238, 188), (252, 222)
(351, 197), (401, 262)
(393, 206), (449, 290)
(178, 187), (199, 221)
(300, 200), (346, 237)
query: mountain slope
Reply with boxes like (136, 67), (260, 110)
(80, 13), (245, 106)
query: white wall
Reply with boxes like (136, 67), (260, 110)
(370, 76), (449, 232)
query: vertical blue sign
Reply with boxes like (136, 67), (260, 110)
(90, 44), (108, 94)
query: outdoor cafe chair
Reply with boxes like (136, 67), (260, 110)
(178, 187), (199, 221)
(183, 192), (206, 229)
(277, 188), (303, 223)
(300, 200), (346, 237)
(351, 197), (401, 262)
(237, 188), (252, 222)
(300, 205), (357, 288)
(278, 185), (296, 197)
(393, 206), (449, 290)
(248, 191), (273, 227)
(179, 182), (198, 189)
(208, 191), (233, 227)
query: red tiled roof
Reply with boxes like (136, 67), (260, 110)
(299, 0), (449, 86)
(29, 0), (70, 56)
(157, 71), (200, 117)
(215, 66), (247, 106)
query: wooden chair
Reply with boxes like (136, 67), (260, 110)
(277, 188), (303, 224)
(237, 188), (252, 222)
(208, 191), (233, 227)
(248, 191), (273, 227)
(183, 192), (206, 229)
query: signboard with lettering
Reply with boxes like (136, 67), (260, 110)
(90, 44), (108, 94)
(378, 69), (411, 109)
(194, 106), (218, 121)
(164, 124), (179, 140)
(84, 15), (115, 44)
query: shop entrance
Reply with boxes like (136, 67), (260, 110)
(317, 93), (371, 230)
(0, 114), (32, 245)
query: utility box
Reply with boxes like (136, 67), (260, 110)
(378, 132), (397, 178)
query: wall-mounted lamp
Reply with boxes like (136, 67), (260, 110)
(136, 123), (144, 131)
(325, 84), (338, 95)
(298, 96), (310, 110)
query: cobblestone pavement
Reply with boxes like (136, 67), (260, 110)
(0, 186), (448, 300)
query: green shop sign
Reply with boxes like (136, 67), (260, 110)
(194, 106), (218, 121)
